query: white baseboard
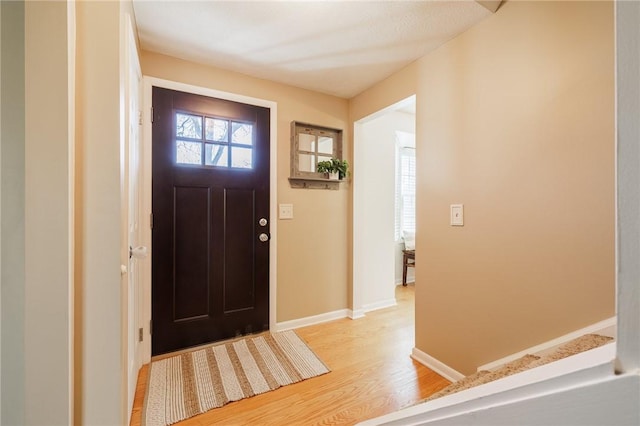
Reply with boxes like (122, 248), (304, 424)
(351, 296), (398, 318)
(363, 298), (397, 313)
(478, 316), (617, 371)
(395, 276), (415, 286)
(275, 309), (349, 332)
(349, 309), (366, 319)
(411, 347), (465, 382)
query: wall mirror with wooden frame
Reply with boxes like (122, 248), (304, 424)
(289, 121), (343, 189)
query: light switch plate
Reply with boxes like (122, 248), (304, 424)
(451, 204), (464, 226)
(279, 203), (294, 220)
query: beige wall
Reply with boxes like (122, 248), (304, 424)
(350, 61), (418, 124)
(351, 0), (615, 375)
(25, 1), (73, 423)
(141, 51), (350, 322)
(0, 2), (25, 423)
(2, 1), (77, 422)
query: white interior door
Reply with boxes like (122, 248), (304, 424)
(126, 15), (144, 417)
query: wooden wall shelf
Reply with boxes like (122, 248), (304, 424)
(288, 177), (343, 190)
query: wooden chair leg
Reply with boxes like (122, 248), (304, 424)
(403, 261), (408, 286)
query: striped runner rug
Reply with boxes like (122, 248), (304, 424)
(142, 330), (330, 426)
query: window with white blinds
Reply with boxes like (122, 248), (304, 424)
(395, 132), (416, 241)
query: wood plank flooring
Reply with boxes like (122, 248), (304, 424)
(130, 285), (450, 425)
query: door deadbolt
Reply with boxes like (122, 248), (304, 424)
(259, 218), (268, 227)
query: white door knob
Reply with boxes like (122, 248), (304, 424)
(129, 246), (148, 259)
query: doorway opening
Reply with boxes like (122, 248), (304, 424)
(352, 95), (416, 317)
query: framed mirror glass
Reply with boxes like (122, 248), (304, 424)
(290, 121), (343, 183)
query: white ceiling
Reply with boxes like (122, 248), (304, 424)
(133, 1), (493, 99)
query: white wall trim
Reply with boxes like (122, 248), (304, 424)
(363, 298), (397, 313)
(141, 76), (278, 362)
(349, 309), (366, 320)
(479, 317), (617, 371)
(0, 5), (3, 422)
(352, 120), (364, 316)
(66, 1), (75, 422)
(411, 347), (465, 382)
(615, 0), (640, 375)
(275, 309), (349, 332)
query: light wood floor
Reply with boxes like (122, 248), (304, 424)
(130, 285), (450, 425)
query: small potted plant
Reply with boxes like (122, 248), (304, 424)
(333, 158), (350, 180)
(317, 158), (349, 180)
(317, 159), (336, 179)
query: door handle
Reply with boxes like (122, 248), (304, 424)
(258, 233), (270, 242)
(129, 246), (148, 259)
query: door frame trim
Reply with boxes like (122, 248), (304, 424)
(140, 77), (278, 363)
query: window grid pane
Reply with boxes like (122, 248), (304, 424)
(205, 143), (228, 167)
(176, 112), (254, 169)
(298, 153), (316, 173)
(231, 122), (253, 146)
(205, 118), (228, 142)
(400, 152), (416, 235)
(317, 136), (333, 155)
(298, 133), (316, 153)
(395, 133), (416, 241)
(231, 147), (253, 169)
(176, 140), (202, 165)
(176, 113), (203, 139)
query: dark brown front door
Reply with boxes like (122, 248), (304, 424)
(151, 87), (270, 356)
